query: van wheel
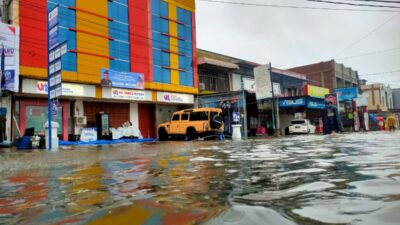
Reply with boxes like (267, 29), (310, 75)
(186, 128), (198, 141)
(158, 128), (169, 141)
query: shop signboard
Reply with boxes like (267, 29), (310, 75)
(279, 98), (306, 108)
(334, 87), (358, 102)
(101, 69), (144, 90)
(273, 82), (282, 97)
(307, 99), (325, 109)
(111, 88), (147, 101)
(34, 81), (94, 97)
(254, 64), (272, 100)
(157, 92), (194, 104)
(305, 84), (329, 98)
(48, 6), (58, 30)
(0, 22), (20, 92)
(355, 93), (369, 107)
(48, 26), (59, 50)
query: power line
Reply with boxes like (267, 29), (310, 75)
(336, 47), (400, 60)
(360, 69), (400, 76)
(345, 0), (400, 4)
(336, 12), (400, 57)
(307, 0), (400, 8)
(198, 0), (400, 11)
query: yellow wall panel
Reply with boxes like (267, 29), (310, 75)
(76, 0), (109, 84)
(163, 0), (195, 12)
(168, 5), (179, 85)
(145, 82), (198, 94)
(20, 66), (47, 79)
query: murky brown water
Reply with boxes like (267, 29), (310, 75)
(1, 132), (400, 225)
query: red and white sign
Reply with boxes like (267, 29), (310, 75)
(111, 88), (146, 101)
(157, 92), (194, 104)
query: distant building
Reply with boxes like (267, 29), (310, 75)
(360, 84), (393, 112)
(359, 79), (368, 85)
(288, 60), (360, 92)
(392, 88), (400, 111)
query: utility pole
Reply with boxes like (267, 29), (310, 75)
(269, 62), (276, 131)
(269, 62), (280, 136)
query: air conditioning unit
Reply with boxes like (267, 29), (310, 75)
(74, 116), (87, 126)
(199, 82), (206, 91)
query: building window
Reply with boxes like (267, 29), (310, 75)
(199, 69), (229, 92)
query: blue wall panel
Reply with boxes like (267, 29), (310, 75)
(108, 0), (130, 72)
(152, 0), (171, 84)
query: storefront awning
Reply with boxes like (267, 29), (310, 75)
(197, 57), (239, 70)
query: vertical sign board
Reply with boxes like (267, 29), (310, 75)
(254, 65), (272, 100)
(47, 6), (65, 150)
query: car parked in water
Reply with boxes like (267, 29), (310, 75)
(287, 119), (316, 134)
(158, 108), (224, 141)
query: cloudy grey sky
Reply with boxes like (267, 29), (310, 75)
(195, 0), (400, 87)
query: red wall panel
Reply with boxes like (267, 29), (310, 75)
(138, 104), (155, 138)
(20, 0), (47, 68)
(129, 0), (153, 82)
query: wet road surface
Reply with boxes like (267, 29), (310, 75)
(0, 132), (399, 224)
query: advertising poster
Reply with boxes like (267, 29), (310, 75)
(101, 69), (144, 90)
(325, 93), (338, 106)
(305, 84), (329, 98)
(334, 87), (358, 102)
(0, 22), (20, 92)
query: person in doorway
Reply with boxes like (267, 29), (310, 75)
(101, 70), (112, 86)
(385, 114), (397, 131)
(322, 100), (343, 135)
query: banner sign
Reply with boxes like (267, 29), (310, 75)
(305, 84), (329, 98)
(0, 22), (20, 92)
(307, 99), (325, 109)
(279, 98), (306, 108)
(101, 69), (144, 89)
(334, 87), (358, 102)
(80, 128), (98, 142)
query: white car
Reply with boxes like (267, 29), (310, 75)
(288, 119), (316, 134)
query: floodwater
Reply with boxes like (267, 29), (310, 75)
(1, 132), (400, 225)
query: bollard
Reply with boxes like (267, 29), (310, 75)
(44, 121), (59, 151)
(232, 124), (242, 141)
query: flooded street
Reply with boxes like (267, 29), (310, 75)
(1, 132), (400, 225)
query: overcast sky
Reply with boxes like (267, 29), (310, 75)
(195, 0), (400, 87)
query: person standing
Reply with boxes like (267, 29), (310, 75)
(322, 100), (344, 135)
(385, 114), (397, 131)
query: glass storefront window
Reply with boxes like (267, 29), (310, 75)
(25, 106), (63, 135)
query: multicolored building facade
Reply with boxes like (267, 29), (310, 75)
(10, 0), (197, 140)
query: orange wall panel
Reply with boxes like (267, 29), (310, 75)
(76, 0), (109, 84)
